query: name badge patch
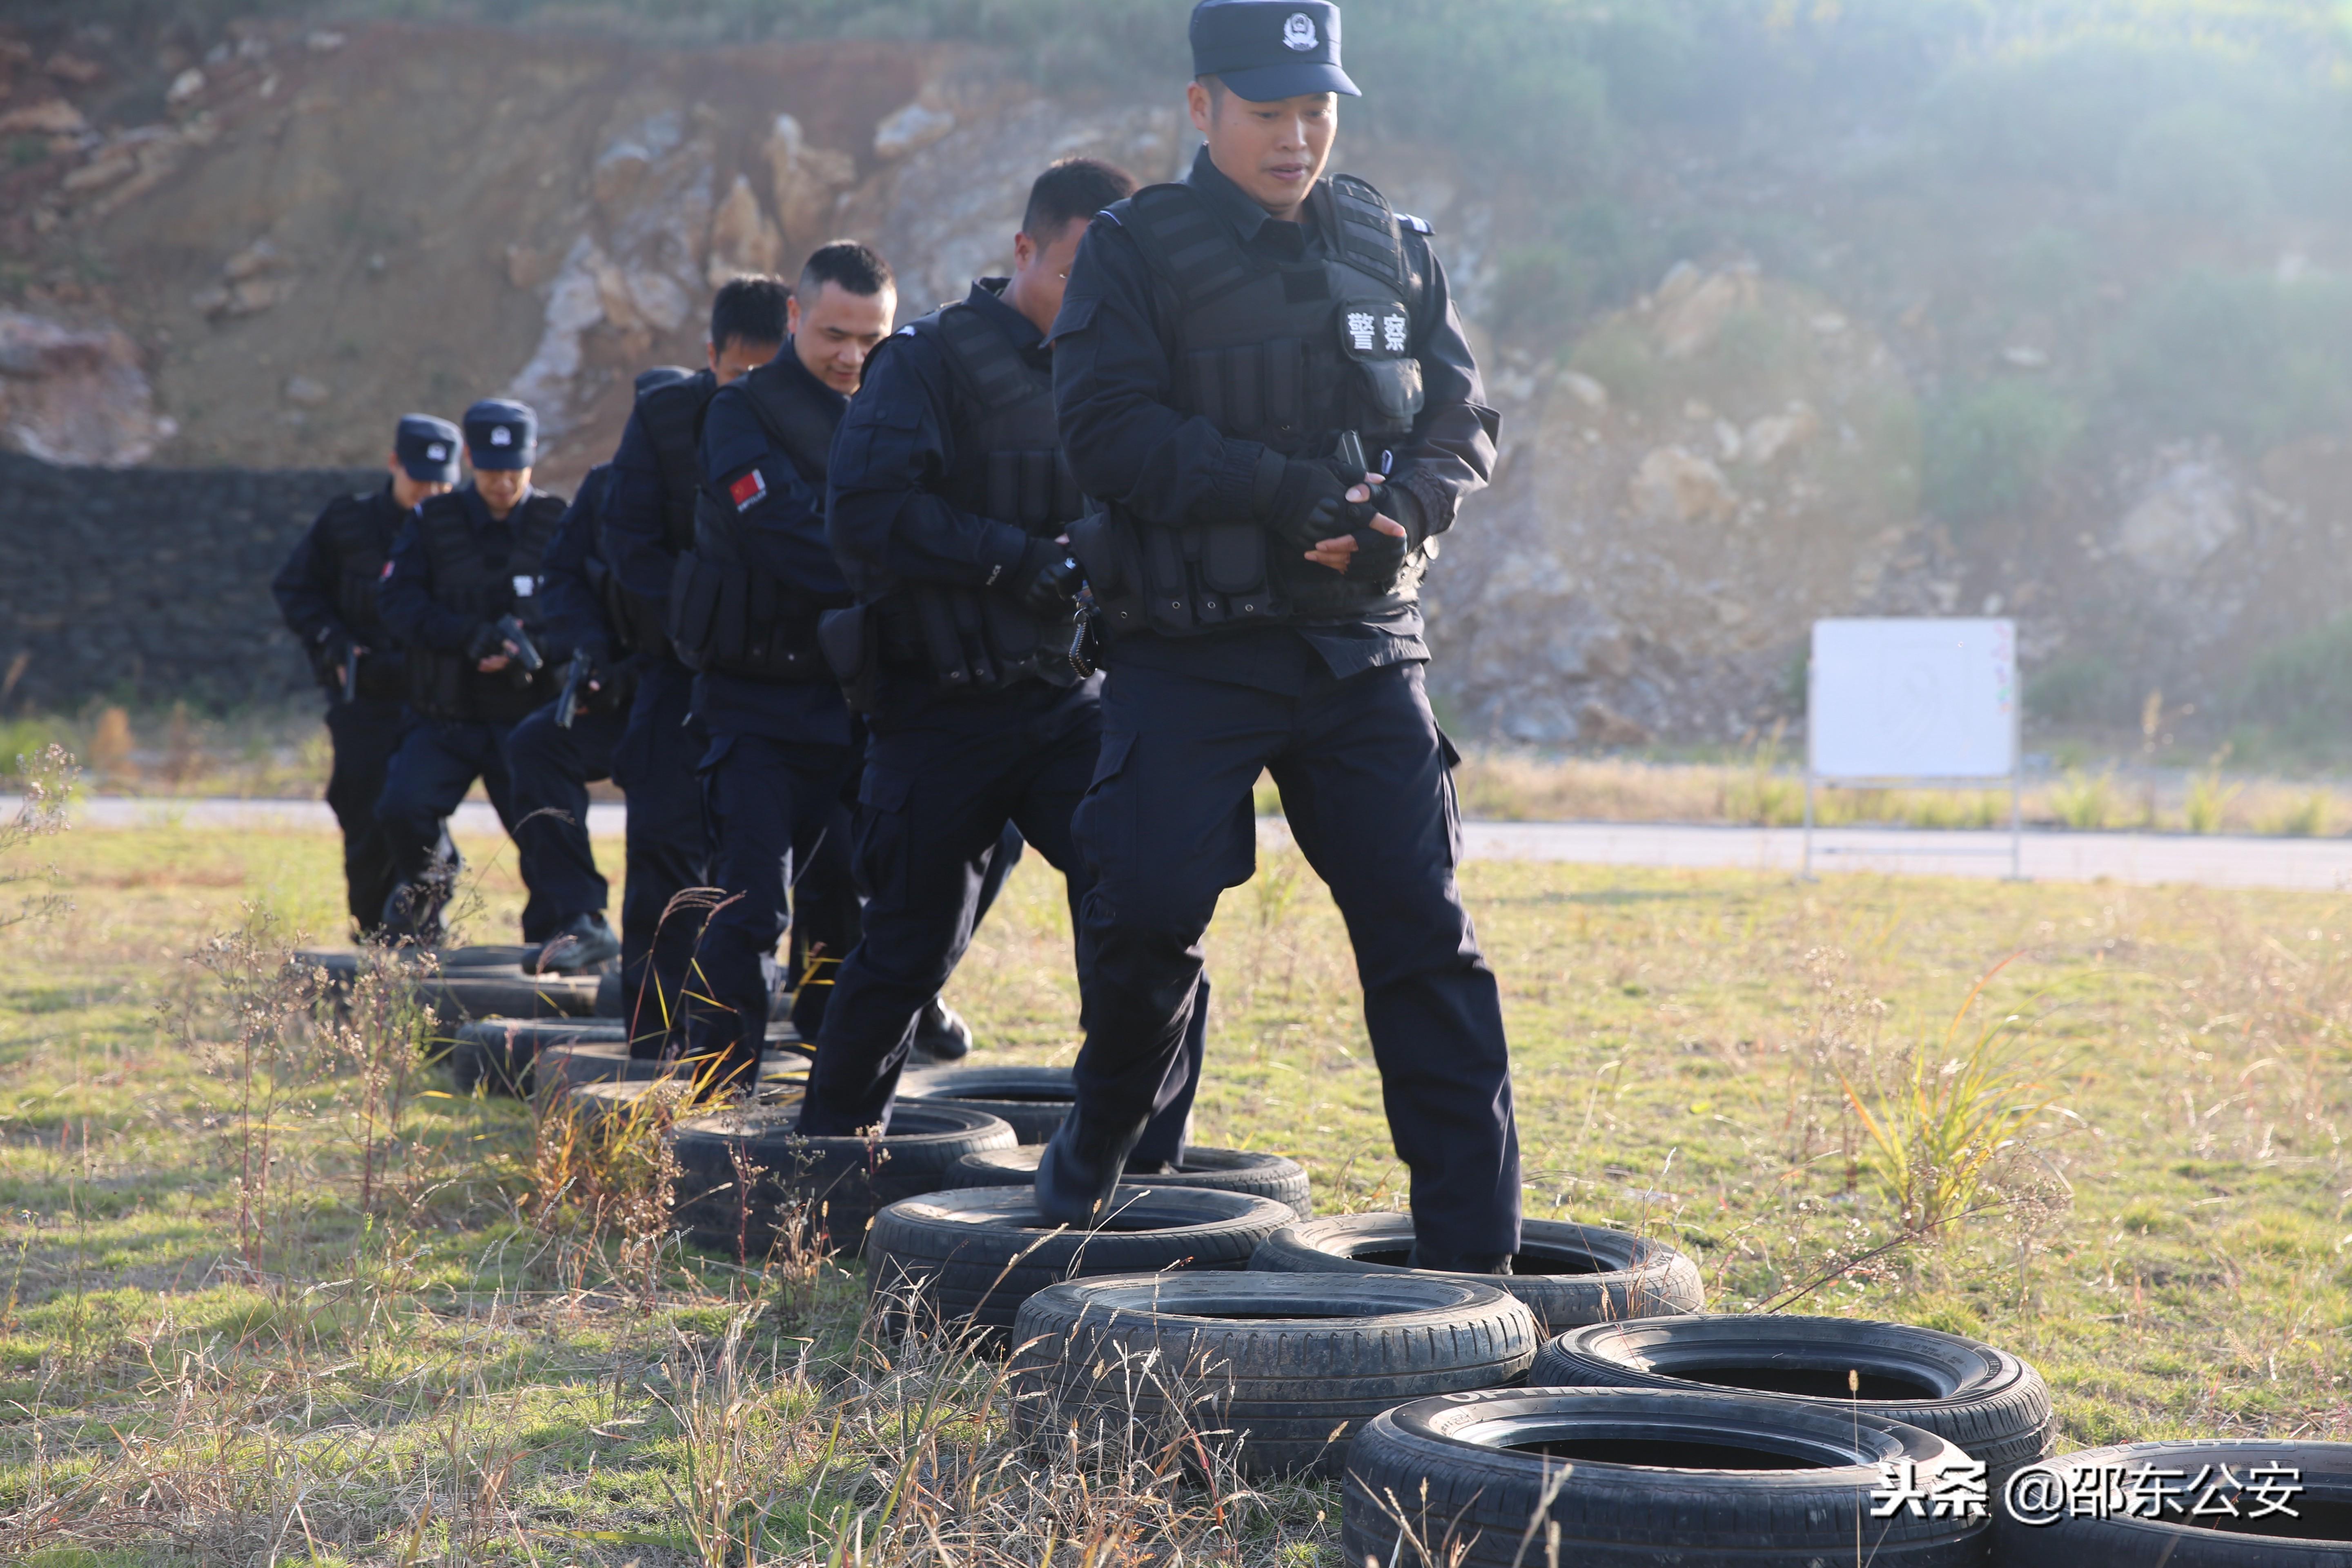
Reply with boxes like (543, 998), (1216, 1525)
(729, 468), (768, 512)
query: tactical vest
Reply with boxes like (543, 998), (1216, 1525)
(610, 368), (715, 660)
(405, 490), (566, 722)
(877, 298), (1089, 693)
(316, 487), (407, 699)
(1070, 173), (1432, 640)
(666, 361), (846, 684)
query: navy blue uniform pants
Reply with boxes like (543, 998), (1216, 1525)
(1071, 658), (1521, 1258)
(323, 696), (410, 937)
(375, 718), (523, 922)
(611, 657), (708, 1043)
(686, 731), (857, 1089)
(504, 699), (621, 942)
(801, 678), (1203, 1159)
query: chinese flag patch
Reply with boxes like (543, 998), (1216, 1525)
(729, 468), (768, 512)
(379, 560), (395, 580)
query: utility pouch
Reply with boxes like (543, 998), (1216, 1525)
(817, 605), (878, 715)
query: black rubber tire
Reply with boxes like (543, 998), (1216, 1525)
(562, 1078), (696, 1127)
(1343, 1387), (1991, 1568)
(670, 1102), (1016, 1261)
(440, 944), (543, 970)
(1532, 1314), (2054, 1488)
(1250, 1214), (1704, 1333)
(1010, 1272), (1537, 1477)
(534, 1040), (670, 1098)
(419, 971), (601, 1021)
(866, 1185), (1293, 1339)
(900, 1065), (1074, 1144)
(951, 1144), (1313, 1220)
(1993, 1441), (2352, 1567)
(449, 1018), (625, 1096)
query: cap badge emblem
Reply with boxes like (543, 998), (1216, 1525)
(425, 442), (448, 461)
(1282, 12), (1318, 50)
(490, 426), (513, 447)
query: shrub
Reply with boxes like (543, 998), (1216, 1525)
(2234, 615), (2352, 747)
(2107, 271), (2352, 452)
(1923, 380), (2083, 528)
(2027, 655), (2121, 727)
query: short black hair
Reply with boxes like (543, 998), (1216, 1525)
(798, 241), (893, 301)
(1022, 157), (1137, 241)
(709, 275), (790, 351)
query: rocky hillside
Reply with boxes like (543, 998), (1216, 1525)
(3, 9), (2350, 749)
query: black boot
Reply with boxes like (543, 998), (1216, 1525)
(536, 911), (621, 974)
(1033, 1109), (1148, 1229)
(1408, 1243), (1515, 1276)
(909, 996), (973, 1064)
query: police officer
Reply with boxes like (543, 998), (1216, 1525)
(1040, 0), (1518, 1269)
(272, 415), (457, 938)
(500, 455), (641, 975)
(674, 243), (895, 1091)
(600, 280), (789, 1036)
(803, 160), (1206, 1154)
(375, 399), (568, 944)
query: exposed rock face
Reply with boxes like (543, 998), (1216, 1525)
(1423, 263), (1933, 743)
(2117, 459), (2239, 581)
(0, 310), (175, 466)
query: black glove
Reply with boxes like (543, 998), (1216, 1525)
(1012, 540), (1084, 617)
(1344, 524), (1410, 589)
(1263, 456), (1379, 556)
(465, 621), (509, 662)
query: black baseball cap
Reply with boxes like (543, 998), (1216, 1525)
(1190, 0), (1359, 102)
(394, 414), (462, 485)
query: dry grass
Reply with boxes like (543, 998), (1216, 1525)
(0, 821), (2346, 1564)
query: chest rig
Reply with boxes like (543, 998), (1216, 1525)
(1073, 172), (1428, 640)
(666, 359), (846, 684)
(881, 298), (1089, 695)
(612, 368), (716, 660)
(316, 487), (407, 698)
(406, 490), (565, 722)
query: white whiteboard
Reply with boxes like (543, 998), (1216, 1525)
(1809, 619), (2017, 780)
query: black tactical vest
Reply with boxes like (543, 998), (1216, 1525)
(611, 368), (715, 660)
(878, 298), (1089, 693)
(405, 490), (566, 722)
(316, 486), (407, 699)
(1070, 172), (1431, 640)
(666, 360), (846, 684)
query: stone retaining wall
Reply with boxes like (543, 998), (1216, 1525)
(0, 451), (382, 710)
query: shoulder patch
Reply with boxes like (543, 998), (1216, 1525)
(728, 468), (768, 512)
(1094, 207), (1123, 227)
(1398, 213), (1434, 235)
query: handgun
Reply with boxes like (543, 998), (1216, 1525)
(495, 614), (544, 674)
(340, 641), (360, 705)
(555, 656), (591, 729)
(1334, 428), (1368, 481)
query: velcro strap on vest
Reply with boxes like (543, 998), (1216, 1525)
(932, 305), (1040, 416)
(1327, 174), (1408, 290)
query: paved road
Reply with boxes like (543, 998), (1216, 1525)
(18, 797), (2352, 892)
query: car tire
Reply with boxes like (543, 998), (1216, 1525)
(669, 1101), (1016, 1262)
(1011, 1272), (1537, 1477)
(1531, 1314), (2054, 1488)
(1344, 1387), (1991, 1568)
(868, 1186), (1292, 1338)
(1992, 1440), (2352, 1568)
(951, 1144), (1312, 1220)
(450, 1018), (625, 1096)
(900, 1065), (1074, 1144)
(1250, 1214), (1704, 1332)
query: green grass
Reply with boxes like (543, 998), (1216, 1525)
(0, 824), (2347, 1560)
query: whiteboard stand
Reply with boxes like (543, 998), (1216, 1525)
(1802, 618), (2024, 882)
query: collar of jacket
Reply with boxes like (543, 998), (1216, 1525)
(1183, 143), (1333, 258)
(963, 276), (1049, 363)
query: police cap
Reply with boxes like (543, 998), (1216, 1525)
(394, 413), (462, 485)
(462, 398), (537, 470)
(1190, 0), (1359, 102)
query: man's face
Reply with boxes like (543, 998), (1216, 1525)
(708, 335), (780, 387)
(789, 282), (896, 395)
(389, 459), (452, 511)
(1188, 83), (1336, 216)
(1011, 220), (1089, 336)
(474, 466), (530, 514)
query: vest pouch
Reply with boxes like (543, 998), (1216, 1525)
(911, 586), (979, 690)
(817, 604), (878, 715)
(666, 550), (724, 672)
(1354, 356), (1425, 433)
(1068, 512), (1150, 640)
(1200, 523), (1265, 598)
(1143, 526), (1195, 634)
